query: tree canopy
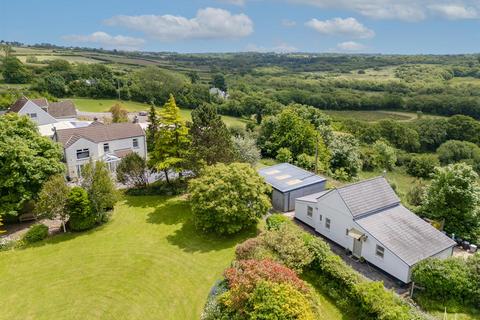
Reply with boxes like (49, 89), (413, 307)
(0, 114), (64, 215)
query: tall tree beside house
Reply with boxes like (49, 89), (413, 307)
(109, 103), (128, 123)
(116, 152), (148, 188)
(190, 103), (236, 167)
(421, 163), (480, 242)
(149, 94), (190, 184)
(81, 161), (118, 222)
(35, 175), (70, 233)
(146, 102), (159, 152)
(0, 114), (64, 216)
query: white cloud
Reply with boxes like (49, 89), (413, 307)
(429, 4), (478, 19)
(281, 19), (297, 27)
(305, 17), (375, 38)
(63, 31), (145, 49)
(216, 0), (246, 5)
(246, 42), (298, 53)
(104, 8), (253, 41)
(336, 41), (367, 51)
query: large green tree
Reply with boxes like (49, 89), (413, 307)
(149, 94), (190, 183)
(257, 107), (317, 159)
(328, 134), (362, 180)
(35, 175), (70, 232)
(437, 140), (480, 172)
(190, 103), (236, 167)
(372, 140), (397, 171)
(189, 163), (271, 235)
(0, 114), (64, 215)
(421, 163), (480, 242)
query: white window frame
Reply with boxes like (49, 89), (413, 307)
(307, 206), (313, 218)
(375, 245), (385, 258)
(28, 113), (37, 118)
(325, 218), (331, 229)
(133, 138), (139, 148)
(76, 148), (90, 160)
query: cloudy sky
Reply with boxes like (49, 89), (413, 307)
(1, 0), (480, 53)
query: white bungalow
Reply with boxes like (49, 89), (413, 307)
(295, 177), (456, 283)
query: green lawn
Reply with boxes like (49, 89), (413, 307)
(72, 98), (249, 127)
(0, 195), (258, 320)
(0, 195), (346, 319)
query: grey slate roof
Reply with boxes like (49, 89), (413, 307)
(55, 122), (145, 148)
(296, 190), (332, 203)
(337, 177), (400, 217)
(48, 100), (77, 118)
(356, 205), (456, 266)
(258, 163), (326, 193)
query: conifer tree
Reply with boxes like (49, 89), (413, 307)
(146, 101), (159, 152)
(190, 103), (236, 167)
(149, 94), (190, 183)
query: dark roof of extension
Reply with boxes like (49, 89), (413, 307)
(55, 122), (145, 148)
(8, 96), (29, 113)
(356, 204), (456, 266)
(257, 163), (326, 193)
(337, 177), (400, 218)
(48, 100), (77, 118)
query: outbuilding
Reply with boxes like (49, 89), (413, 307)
(258, 163), (327, 212)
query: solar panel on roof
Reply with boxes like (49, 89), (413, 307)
(265, 169), (280, 175)
(286, 179), (302, 185)
(275, 174), (291, 180)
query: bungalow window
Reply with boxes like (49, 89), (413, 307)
(307, 206), (313, 218)
(76, 148), (90, 160)
(325, 218), (331, 229)
(376, 245), (385, 258)
(103, 143), (110, 153)
(28, 113), (37, 118)
(133, 138), (139, 148)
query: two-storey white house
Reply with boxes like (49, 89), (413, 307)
(295, 177), (456, 283)
(54, 121), (147, 179)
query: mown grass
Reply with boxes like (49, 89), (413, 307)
(0, 195), (257, 319)
(0, 195), (347, 320)
(73, 98), (249, 127)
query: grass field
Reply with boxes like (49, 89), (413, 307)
(73, 98), (249, 127)
(359, 168), (418, 202)
(0, 195), (345, 320)
(324, 110), (444, 122)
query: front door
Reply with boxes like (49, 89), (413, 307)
(353, 238), (363, 258)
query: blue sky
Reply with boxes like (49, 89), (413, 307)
(1, 0), (480, 54)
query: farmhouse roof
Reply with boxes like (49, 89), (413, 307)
(55, 122), (145, 148)
(356, 205), (456, 266)
(31, 98), (49, 108)
(257, 163), (326, 193)
(48, 100), (77, 118)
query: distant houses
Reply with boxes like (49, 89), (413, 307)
(8, 96), (77, 125)
(54, 121), (146, 179)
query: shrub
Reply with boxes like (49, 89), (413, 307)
(223, 259), (309, 312)
(406, 180), (426, 207)
(235, 237), (273, 261)
(406, 154), (439, 178)
(246, 281), (316, 320)
(261, 224), (314, 272)
(22, 224), (49, 243)
(265, 214), (290, 231)
(189, 163), (271, 235)
(66, 187), (96, 231)
(275, 147), (292, 163)
(372, 140), (397, 170)
(412, 257), (479, 307)
(116, 152), (148, 188)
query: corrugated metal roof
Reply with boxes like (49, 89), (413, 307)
(337, 177), (400, 217)
(258, 163), (326, 193)
(356, 205), (456, 266)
